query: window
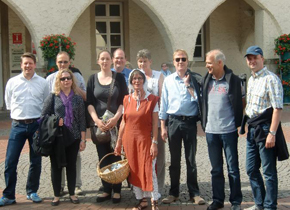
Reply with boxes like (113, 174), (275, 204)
(193, 27), (204, 61)
(95, 2), (123, 56)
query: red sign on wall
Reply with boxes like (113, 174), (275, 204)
(13, 33), (22, 44)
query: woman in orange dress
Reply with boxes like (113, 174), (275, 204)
(115, 69), (159, 210)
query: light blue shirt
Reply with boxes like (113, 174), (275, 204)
(160, 69), (171, 78)
(159, 72), (198, 120)
(111, 67), (131, 86)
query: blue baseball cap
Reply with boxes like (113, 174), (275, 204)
(244, 46), (263, 57)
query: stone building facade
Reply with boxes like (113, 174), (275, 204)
(0, 0), (289, 109)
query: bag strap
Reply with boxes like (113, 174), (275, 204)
(51, 93), (55, 115)
(106, 71), (116, 110)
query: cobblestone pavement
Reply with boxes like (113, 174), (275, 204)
(0, 109), (290, 209)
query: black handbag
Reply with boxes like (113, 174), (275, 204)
(91, 72), (117, 145)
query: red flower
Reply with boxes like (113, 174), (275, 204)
(49, 43), (53, 47)
(66, 45), (70, 49)
(54, 40), (58, 43)
(55, 46), (59, 49)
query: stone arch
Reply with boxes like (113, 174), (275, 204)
(2, 0), (95, 59)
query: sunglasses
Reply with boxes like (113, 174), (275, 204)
(58, 61), (69, 64)
(175, 57), (187, 62)
(60, 77), (72, 81)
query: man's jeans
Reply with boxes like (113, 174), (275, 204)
(246, 124), (277, 210)
(167, 116), (200, 198)
(206, 131), (242, 205)
(3, 121), (41, 199)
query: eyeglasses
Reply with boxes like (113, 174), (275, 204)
(175, 57), (187, 62)
(58, 61), (69, 64)
(60, 77), (72, 81)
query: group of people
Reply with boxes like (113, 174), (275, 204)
(1, 45), (284, 210)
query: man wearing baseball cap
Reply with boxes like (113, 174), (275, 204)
(243, 46), (283, 210)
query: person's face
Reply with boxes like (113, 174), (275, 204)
(173, 52), (188, 73)
(56, 54), (70, 70)
(205, 54), (220, 75)
(137, 57), (152, 71)
(21, 57), (36, 77)
(246, 54), (264, 73)
(113, 50), (126, 72)
(98, 51), (112, 70)
(59, 72), (72, 90)
(131, 72), (144, 91)
(161, 64), (168, 71)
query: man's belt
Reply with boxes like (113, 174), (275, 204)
(13, 118), (39, 124)
(169, 115), (197, 121)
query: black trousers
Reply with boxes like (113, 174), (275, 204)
(50, 139), (80, 196)
(167, 116), (200, 198)
(96, 141), (121, 194)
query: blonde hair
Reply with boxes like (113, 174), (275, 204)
(173, 49), (188, 60)
(54, 69), (77, 95)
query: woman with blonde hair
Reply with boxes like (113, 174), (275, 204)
(41, 69), (86, 206)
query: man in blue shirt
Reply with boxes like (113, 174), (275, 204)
(160, 63), (171, 77)
(112, 48), (131, 86)
(159, 49), (205, 205)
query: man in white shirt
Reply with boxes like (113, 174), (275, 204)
(46, 51), (86, 196)
(1, 52), (49, 207)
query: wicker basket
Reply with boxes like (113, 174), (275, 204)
(97, 152), (130, 184)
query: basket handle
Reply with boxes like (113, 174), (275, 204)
(97, 152), (125, 169)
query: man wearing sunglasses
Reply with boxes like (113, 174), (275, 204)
(159, 49), (205, 205)
(202, 49), (243, 210)
(46, 51), (86, 196)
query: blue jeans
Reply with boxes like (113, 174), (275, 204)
(246, 124), (277, 210)
(3, 120), (41, 199)
(206, 131), (242, 205)
(167, 116), (200, 198)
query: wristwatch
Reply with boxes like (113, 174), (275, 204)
(269, 131), (276, 136)
(186, 84), (191, 89)
(81, 139), (87, 143)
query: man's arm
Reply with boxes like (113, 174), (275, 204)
(265, 108), (282, 148)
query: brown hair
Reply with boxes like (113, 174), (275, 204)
(21, 52), (36, 63)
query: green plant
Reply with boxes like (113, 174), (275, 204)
(277, 59), (290, 77)
(274, 33), (290, 55)
(39, 34), (76, 60)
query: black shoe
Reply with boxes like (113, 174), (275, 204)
(207, 201), (224, 210)
(70, 197), (80, 204)
(112, 193), (121, 204)
(51, 200), (60, 206)
(96, 194), (111, 203)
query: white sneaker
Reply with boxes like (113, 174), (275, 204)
(75, 186), (84, 195)
(244, 205), (263, 210)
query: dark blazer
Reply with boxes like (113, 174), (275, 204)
(240, 108), (289, 161)
(201, 65), (243, 131)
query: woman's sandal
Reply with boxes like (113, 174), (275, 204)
(133, 198), (148, 210)
(151, 200), (159, 210)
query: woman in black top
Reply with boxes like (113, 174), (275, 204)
(42, 69), (86, 206)
(87, 50), (128, 203)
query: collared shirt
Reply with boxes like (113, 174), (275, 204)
(5, 72), (49, 119)
(159, 72), (198, 120)
(160, 69), (171, 78)
(112, 67), (131, 86)
(245, 66), (283, 118)
(46, 71), (86, 92)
